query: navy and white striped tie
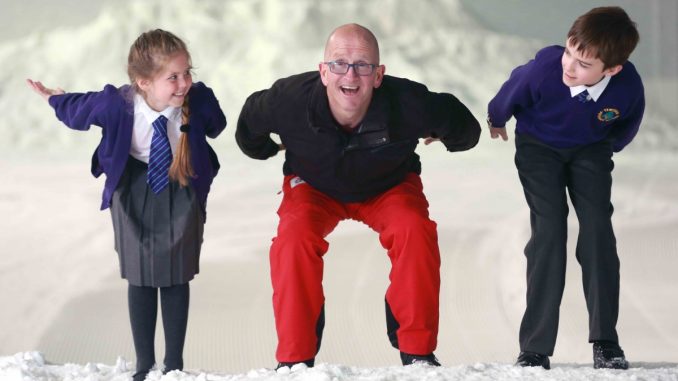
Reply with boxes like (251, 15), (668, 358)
(577, 89), (592, 103)
(147, 115), (172, 194)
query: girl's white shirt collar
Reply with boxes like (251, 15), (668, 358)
(129, 94), (182, 163)
(134, 93), (181, 124)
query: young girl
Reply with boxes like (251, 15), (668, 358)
(27, 29), (226, 381)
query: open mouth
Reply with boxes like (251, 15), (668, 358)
(340, 85), (359, 95)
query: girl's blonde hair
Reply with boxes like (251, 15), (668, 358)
(128, 29), (194, 187)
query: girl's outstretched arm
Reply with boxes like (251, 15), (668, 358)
(26, 79), (65, 101)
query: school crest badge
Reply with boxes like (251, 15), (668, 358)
(597, 108), (620, 122)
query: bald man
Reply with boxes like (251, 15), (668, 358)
(236, 23), (480, 369)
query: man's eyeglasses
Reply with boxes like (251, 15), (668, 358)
(324, 61), (377, 76)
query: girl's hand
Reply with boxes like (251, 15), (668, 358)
(423, 137), (440, 145)
(26, 79), (65, 101)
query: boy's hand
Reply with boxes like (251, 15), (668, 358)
(26, 79), (64, 101)
(489, 127), (508, 141)
(423, 137), (440, 145)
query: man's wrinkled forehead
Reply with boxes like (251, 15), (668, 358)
(325, 39), (375, 60)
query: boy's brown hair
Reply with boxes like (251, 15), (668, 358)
(567, 6), (639, 69)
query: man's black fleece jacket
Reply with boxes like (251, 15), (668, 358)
(236, 71), (481, 203)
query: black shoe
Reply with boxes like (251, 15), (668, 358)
(593, 341), (629, 369)
(400, 352), (441, 366)
(132, 370), (149, 381)
(516, 351), (550, 369)
(162, 367), (181, 375)
(275, 358), (315, 370)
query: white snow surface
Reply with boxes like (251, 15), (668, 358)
(1, 0), (677, 380)
(3, 351), (678, 381)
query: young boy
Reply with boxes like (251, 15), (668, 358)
(487, 6), (644, 370)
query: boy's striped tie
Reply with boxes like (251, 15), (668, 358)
(577, 89), (592, 103)
(147, 115), (172, 194)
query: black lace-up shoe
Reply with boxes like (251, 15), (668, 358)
(275, 358), (315, 370)
(400, 352), (441, 366)
(593, 341), (629, 369)
(516, 351), (550, 369)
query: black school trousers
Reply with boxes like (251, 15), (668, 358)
(515, 134), (620, 356)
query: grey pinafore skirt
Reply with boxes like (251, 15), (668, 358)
(110, 156), (204, 287)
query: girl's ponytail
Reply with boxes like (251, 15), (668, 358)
(169, 95), (194, 187)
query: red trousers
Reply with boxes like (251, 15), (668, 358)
(270, 173), (440, 362)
